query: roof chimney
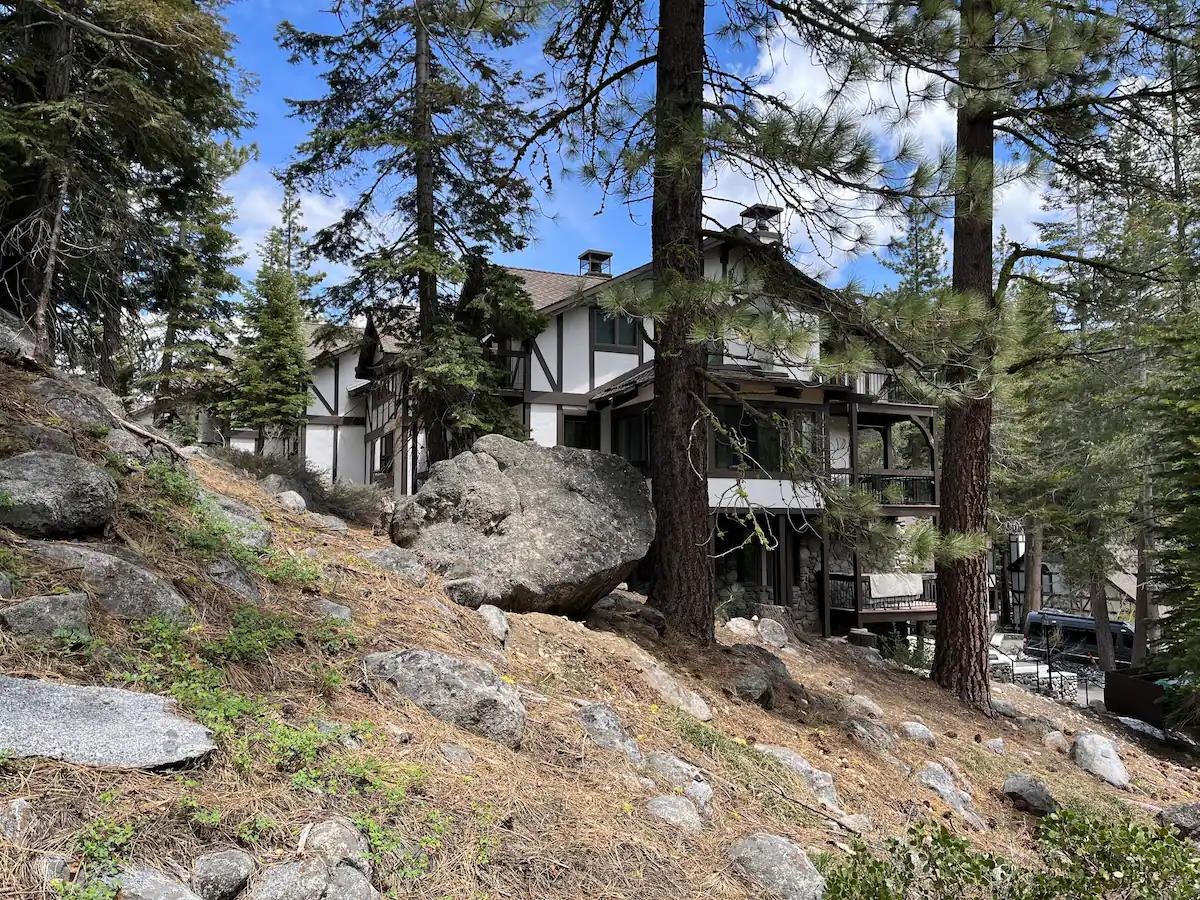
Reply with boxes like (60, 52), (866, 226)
(579, 249), (613, 277)
(739, 204), (783, 243)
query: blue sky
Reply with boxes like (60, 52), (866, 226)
(221, 2), (1048, 296)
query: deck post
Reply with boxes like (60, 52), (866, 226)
(821, 525), (831, 637)
(849, 402), (863, 622)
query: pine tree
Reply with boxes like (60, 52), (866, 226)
(880, 202), (948, 302)
(280, 0), (544, 464)
(223, 228), (311, 448)
(0, 0), (249, 365)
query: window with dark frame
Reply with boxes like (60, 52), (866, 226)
(594, 309), (639, 349)
(563, 415), (600, 451)
(711, 404), (823, 475)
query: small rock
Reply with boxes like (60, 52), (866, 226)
(364, 649), (526, 748)
(898, 721), (936, 747)
(754, 745), (839, 808)
(644, 751), (713, 809)
(984, 738), (1005, 755)
(0, 573), (12, 599)
(323, 865), (380, 900)
(300, 817), (371, 874)
(276, 490), (307, 513)
(725, 617), (759, 638)
(757, 618), (789, 648)
(1072, 732), (1130, 788)
(439, 742), (474, 767)
(732, 664), (775, 708)
(199, 490), (272, 550)
(1157, 802), (1200, 838)
(0, 798), (33, 839)
(836, 813), (873, 834)
(586, 592), (666, 642)
(116, 866), (203, 900)
(259, 474), (300, 497)
(727, 832), (826, 900)
(36, 853), (71, 889)
(0, 593), (90, 641)
(991, 698), (1018, 718)
(104, 428), (156, 463)
(242, 858), (329, 900)
(846, 717), (895, 754)
(358, 546), (428, 585)
(1088, 698), (1108, 714)
(846, 694), (884, 721)
(310, 598), (351, 622)
(1002, 774), (1058, 816)
(917, 762), (986, 830)
(646, 795), (702, 833)
(0, 674), (215, 769)
(32, 542), (192, 623)
(191, 849), (257, 900)
(477, 604), (509, 645)
(847, 644), (886, 668)
(207, 556), (262, 605)
(0, 451), (117, 537)
(638, 661), (712, 721)
(1044, 730), (1071, 754)
(576, 703), (642, 764)
(311, 513), (349, 534)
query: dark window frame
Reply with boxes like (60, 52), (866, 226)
(708, 402), (824, 479)
(593, 308), (640, 353)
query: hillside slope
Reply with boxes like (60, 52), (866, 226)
(1, 356), (1198, 899)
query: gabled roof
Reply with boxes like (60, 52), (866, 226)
(504, 267), (611, 310)
(302, 321), (365, 362)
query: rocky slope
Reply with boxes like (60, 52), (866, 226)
(0, 349), (1199, 899)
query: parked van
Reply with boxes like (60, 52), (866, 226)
(1023, 610), (1134, 666)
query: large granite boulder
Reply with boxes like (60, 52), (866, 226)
(389, 435), (654, 616)
(1002, 773), (1058, 816)
(0, 451), (117, 536)
(30, 542), (191, 623)
(0, 675), (215, 769)
(115, 867), (203, 900)
(26, 376), (116, 430)
(1158, 802), (1200, 839)
(0, 309), (36, 363)
(364, 649), (526, 748)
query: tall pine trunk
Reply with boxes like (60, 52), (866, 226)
(1023, 515), (1043, 626)
(648, 0), (714, 642)
(1087, 516), (1117, 672)
(932, 0), (995, 708)
(1133, 516), (1152, 665)
(413, 0), (447, 464)
(154, 312), (180, 428)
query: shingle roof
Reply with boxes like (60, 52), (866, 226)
(506, 266), (610, 310)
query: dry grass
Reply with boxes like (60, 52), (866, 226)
(2, 369), (1200, 898)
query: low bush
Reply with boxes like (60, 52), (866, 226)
(208, 446), (382, 524)
(819, 810), (1200, 900)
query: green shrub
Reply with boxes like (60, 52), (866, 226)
(203, 606), (296, 664)
(208, 446), (383, 524)
(144, 461), (198, 506)
(260, 550), (323, 586)
(819, 812), (1200, 900)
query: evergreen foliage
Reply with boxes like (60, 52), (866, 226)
(222, 228), (311, 445)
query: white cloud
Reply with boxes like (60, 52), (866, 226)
(703, 27), (1049, 284)
(224, 161), (350, 283)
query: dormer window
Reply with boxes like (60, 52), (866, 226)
(594, 309), (639, 350)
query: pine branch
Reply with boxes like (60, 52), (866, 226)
(28, 0), (178, 50)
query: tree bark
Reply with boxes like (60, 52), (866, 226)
(931, 0), (995, 709)
(1023, 515), (1043, 626)
(1087, 516), (1117, 672)
(154, 312), (180, 428)
(413, 0), (447, 464)
(1133, 516), (1152, 666)
(98, 298), (121, 390)
(648, 0), (714, 642)
(32, 171), (68, 366)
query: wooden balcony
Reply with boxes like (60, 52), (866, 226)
(830, 468), (937, 511)
(827, 572), (938, 626)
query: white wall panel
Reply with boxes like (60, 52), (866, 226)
(707, 477), (822, 510)
(529, 403), (558, 447)
(336, 425), (367, 483)
(561, 307), (590, 392)
(530, 318), (558, 391)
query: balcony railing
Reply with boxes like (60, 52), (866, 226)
(830, 469), (936, 506)
(827, 572), (938, 612)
